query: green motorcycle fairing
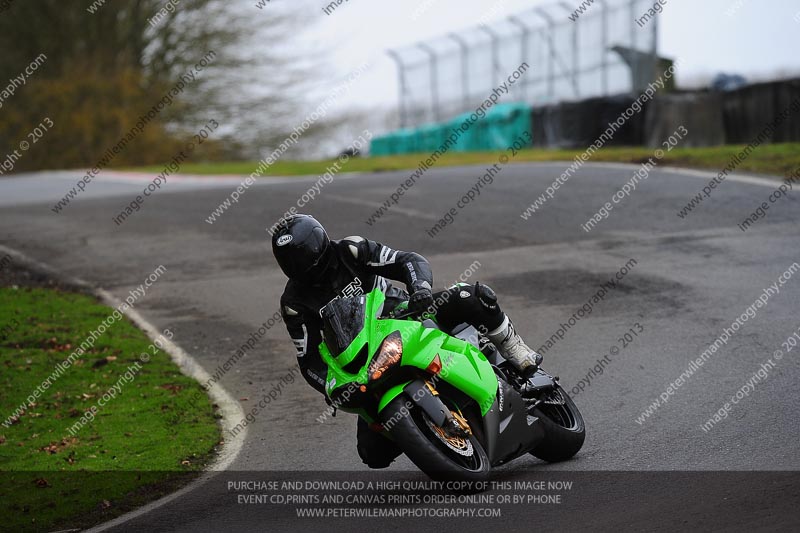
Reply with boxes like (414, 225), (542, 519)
(319, 288), (497, 417)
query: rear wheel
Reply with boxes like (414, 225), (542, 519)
(382, 396), (490, 483)
(529, 386), (585, 462)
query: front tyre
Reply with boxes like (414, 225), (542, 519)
(381, 396), (490, 483)
(529, 386), (585, 462)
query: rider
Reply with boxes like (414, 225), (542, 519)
(272, 214), (542, 468)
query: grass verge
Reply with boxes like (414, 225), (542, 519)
(127, 143), (800, 180)
(0, 285), (220, 532)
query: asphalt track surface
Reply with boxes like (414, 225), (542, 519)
(1, 162), (799, 532)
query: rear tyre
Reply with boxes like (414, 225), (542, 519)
(381, 396), (490, 483)
(529, 386), (585, 462)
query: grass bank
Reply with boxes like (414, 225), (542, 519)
(0, 285), (219, 532)
(128, 143), (800, 180)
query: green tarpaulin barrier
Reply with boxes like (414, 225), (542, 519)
(370, 103), (532, 156)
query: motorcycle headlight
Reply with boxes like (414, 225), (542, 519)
(368, 331), (403, 380)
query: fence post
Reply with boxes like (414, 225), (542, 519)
(651, 0), (658, 83)
(479, 25), (501, 86)
(629, 0), (638, 93)
(534, 8), (556, 101)
(417, 43), (440, 123)
(448, 32), (471, 112)
(508, 16), (532, 102)
(387, 49), (408, 128)
(600, 0), (609, 95)
(558, 2), (581, 98)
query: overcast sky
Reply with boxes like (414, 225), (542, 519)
(296, 0), (799, 112)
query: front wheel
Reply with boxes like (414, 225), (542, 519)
(381, 396), (490, 483)
(529, 386), (585, 462)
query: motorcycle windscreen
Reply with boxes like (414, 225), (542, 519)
(320, 294), (366, 357)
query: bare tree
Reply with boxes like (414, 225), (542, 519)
(0, 0), (312, 168)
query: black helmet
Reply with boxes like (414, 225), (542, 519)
(272, 214), (334, 283)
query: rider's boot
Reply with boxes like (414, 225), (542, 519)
(487, 316), (542, 378)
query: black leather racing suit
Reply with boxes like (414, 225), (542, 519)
(279, 236), (505, 468)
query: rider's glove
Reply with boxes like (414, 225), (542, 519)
(409, 281), (433, 313)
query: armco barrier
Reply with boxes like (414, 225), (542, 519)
(721, 78), (800, 144)
(644, 92), (725, 148)
(531, 96), (648, 149)
(527, 78), (800, 149)
(371, 78), (800, 154)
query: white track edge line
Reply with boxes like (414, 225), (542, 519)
(0, 244), (246, 533)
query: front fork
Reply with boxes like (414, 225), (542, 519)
(403, 380), (470, 438)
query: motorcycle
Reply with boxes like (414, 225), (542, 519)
(320, 287), (585, 482)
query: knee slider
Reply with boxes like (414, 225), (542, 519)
(475, 282), (498, 311)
